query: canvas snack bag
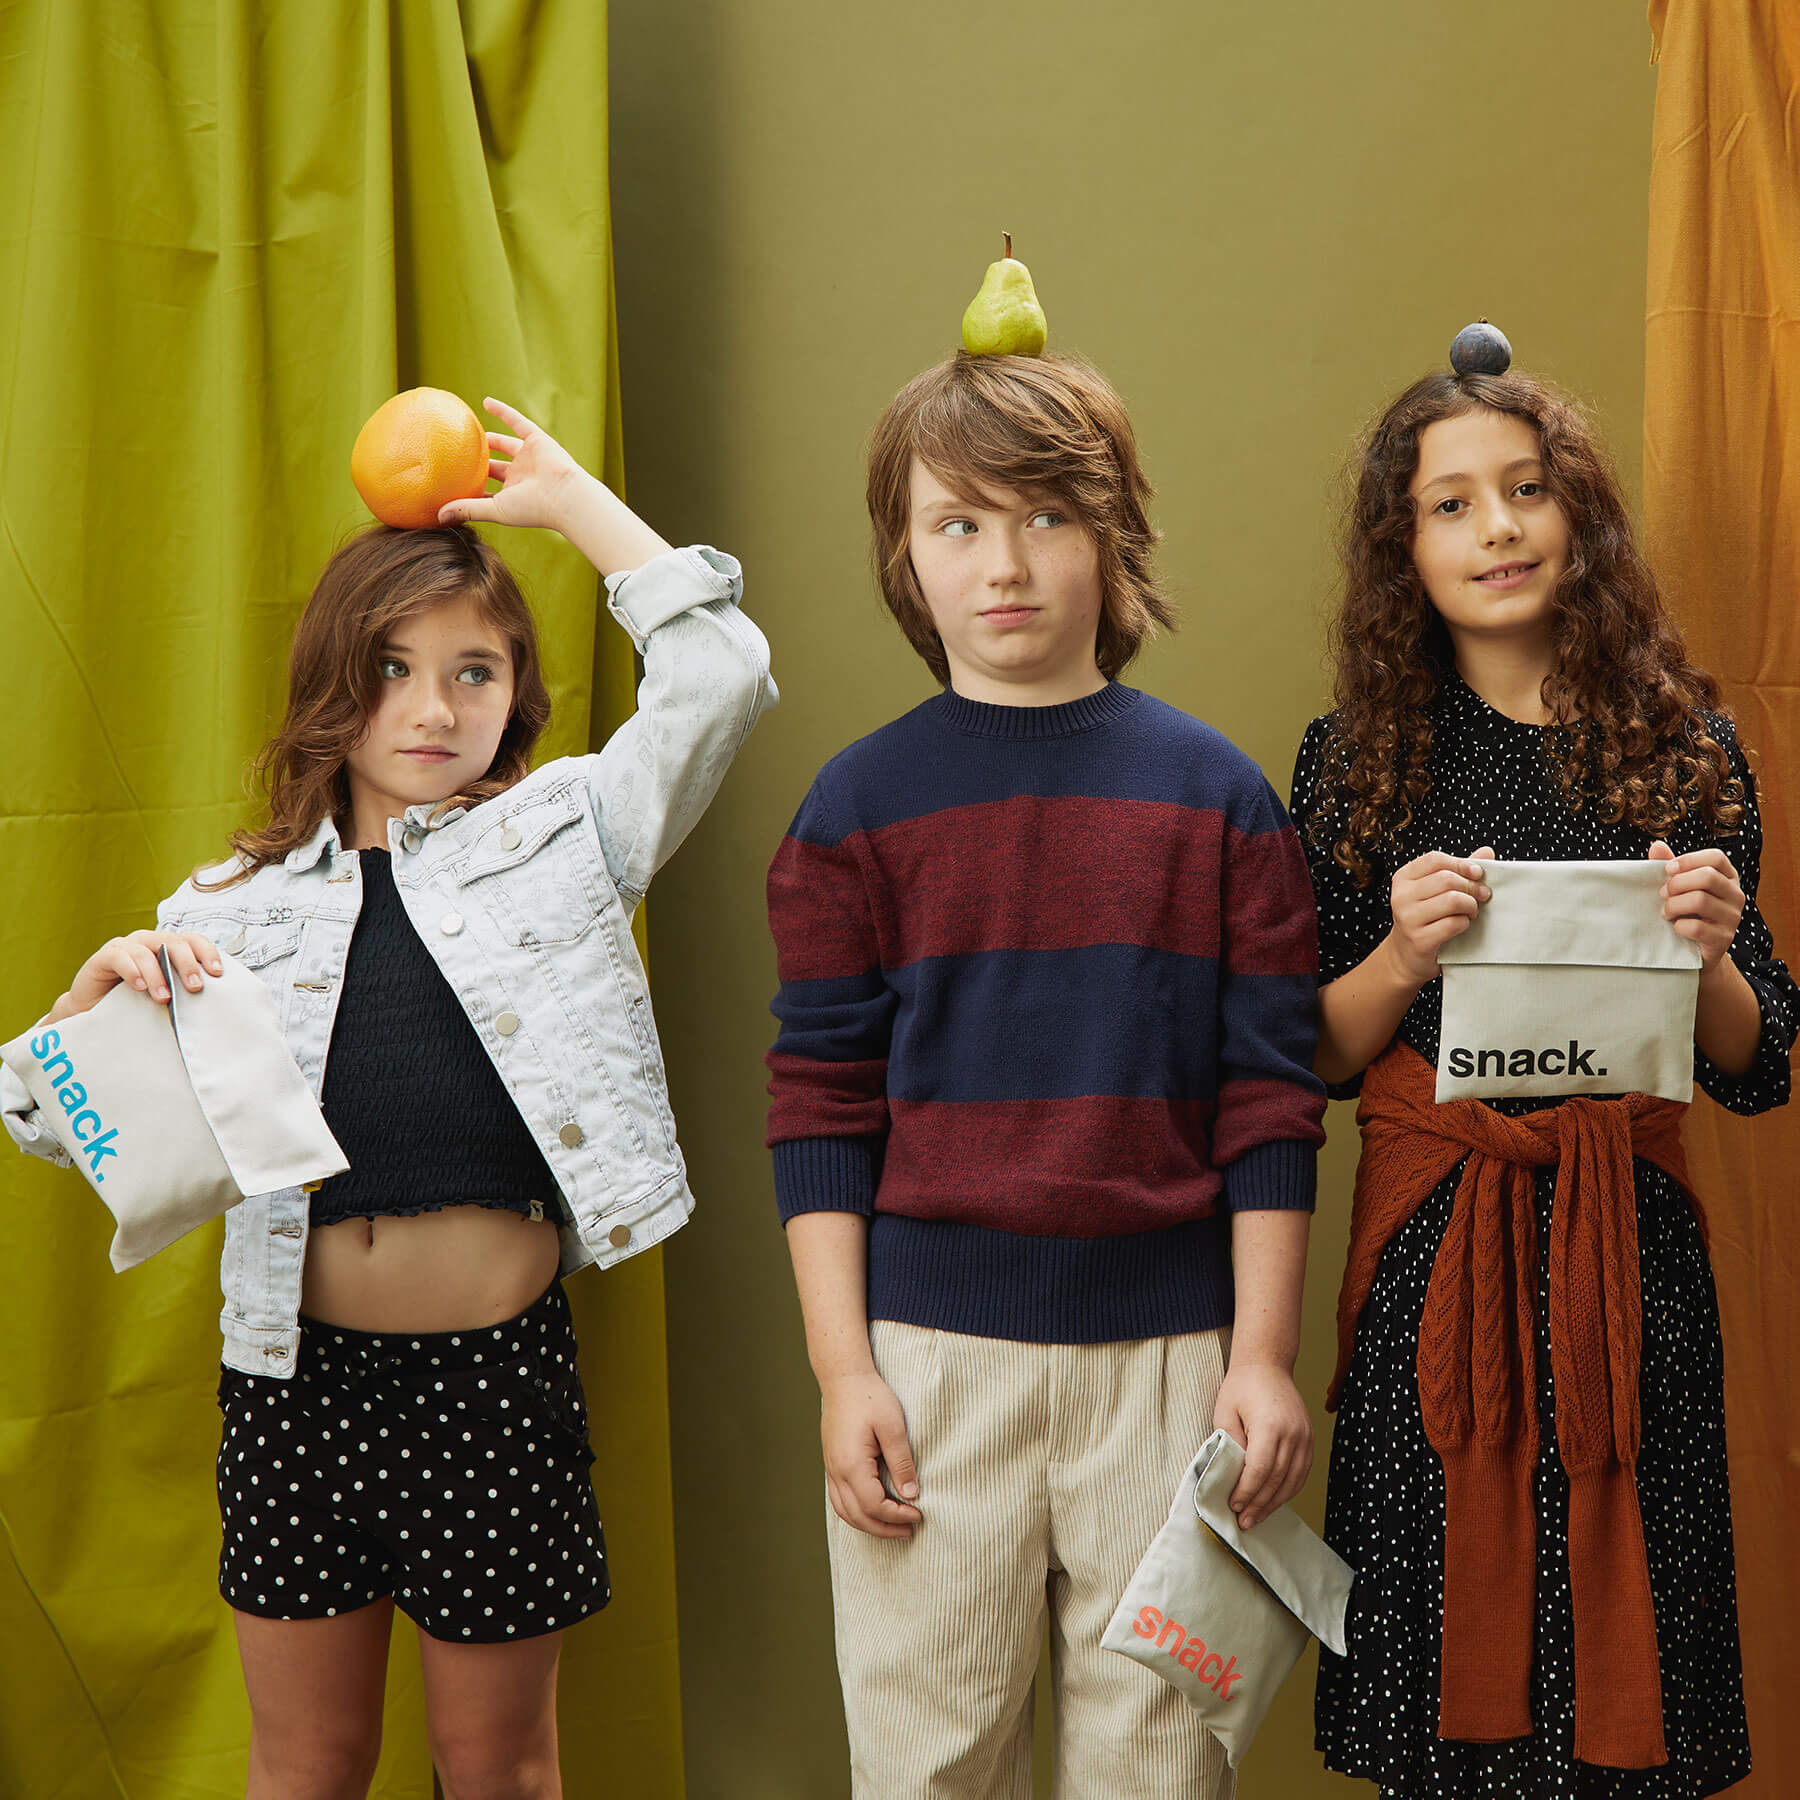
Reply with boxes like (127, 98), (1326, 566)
(1103, 1430), (1354, 1767)
(1435, 859), (1702, 1104)
(1, 949), (347, 1271)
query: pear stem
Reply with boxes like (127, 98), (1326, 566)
(1004, 232), (1012, 260)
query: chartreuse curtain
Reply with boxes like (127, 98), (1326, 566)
(1645, 4), (1799, 1795)
(0, 5), (683, 1795)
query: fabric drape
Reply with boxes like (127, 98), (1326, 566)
(1645, 5), (1800, 1796)
(0, 4), (683, 1795)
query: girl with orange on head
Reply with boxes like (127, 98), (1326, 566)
(3, 395), (776, 1797)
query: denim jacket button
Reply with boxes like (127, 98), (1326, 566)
(500, 826), (522, 851)
(558, 1123), (584, 1148)
(402, 829), (424, 854)
(495, 1012), (520, 1037)
(608, 1224), (631, 1249)
(440, 912), (464, 936)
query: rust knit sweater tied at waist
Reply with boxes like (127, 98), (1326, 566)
(1328, 1042), (1703, 1771)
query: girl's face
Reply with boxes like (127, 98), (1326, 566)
(1408, 408), (1570, 651)
(343, 590), (516, 829)
(906, 457), (1106, 703)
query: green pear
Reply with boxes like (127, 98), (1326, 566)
(961, 233), (1048, 357)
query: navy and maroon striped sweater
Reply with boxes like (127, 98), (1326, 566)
(765, 681), (1326, 1343)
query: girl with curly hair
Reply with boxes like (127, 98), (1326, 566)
(1290, 350), (1796, 1799)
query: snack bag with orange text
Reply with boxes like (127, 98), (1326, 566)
(1102, 1431), (1353, 1766)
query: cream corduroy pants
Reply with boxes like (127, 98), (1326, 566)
(826, 1320), (1235, 1799)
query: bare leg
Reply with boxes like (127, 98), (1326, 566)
(420, 1627), (564, 1800)
(234, 1601), (393, 1800)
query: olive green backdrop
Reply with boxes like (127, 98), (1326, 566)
(608, 4), (1659, 1796)
(0, 5), (684, 1796)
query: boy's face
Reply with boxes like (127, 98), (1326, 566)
(907, 458), (1107, 704)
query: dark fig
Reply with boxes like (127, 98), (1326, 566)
(1449, 319), (1512, 377)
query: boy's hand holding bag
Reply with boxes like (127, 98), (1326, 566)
(1, 949), (347, 1271)
(1103, 1429), (1353, 1767)
(1435, 859), (1702, 1103)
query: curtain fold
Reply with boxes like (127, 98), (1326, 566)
(0, 4), (683, 1793)
(1644, 5), (1799, 1795)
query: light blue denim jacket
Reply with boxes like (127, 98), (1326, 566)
(4, 545), (775, 1377)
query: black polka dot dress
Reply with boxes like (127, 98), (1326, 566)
(1290, 673), (1796, 1799)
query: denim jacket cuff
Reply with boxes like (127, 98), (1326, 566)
(2, 1059), (75, 1168)
(604, 546), (743, 650)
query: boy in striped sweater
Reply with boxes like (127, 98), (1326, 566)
(766, 350), (1326, 1796)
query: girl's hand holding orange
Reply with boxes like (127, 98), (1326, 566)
(51, 930), (224, 1023)
(1649, 840), (1744, 972)
(436, 397), (585, 533)
(1382, 847), (1495, 988)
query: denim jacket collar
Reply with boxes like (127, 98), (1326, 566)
(282, 799), (470, 875)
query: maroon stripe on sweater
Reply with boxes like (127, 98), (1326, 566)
(1221, 822), (1321, 975)
(767, 833), (879, 983)
(876, 1095), (1223, 1235)
(765, 1054), (890, 1142)
(856, 796), (1225, 962)
(1211, 1077), (1328, 1164)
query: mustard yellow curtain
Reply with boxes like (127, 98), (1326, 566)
(1645, 5), (1800, 1795)
(0, 4), (683, 1793)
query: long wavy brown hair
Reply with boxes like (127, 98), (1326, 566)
(1308, 369), (1742, 884)
(195, 525), (552, 890)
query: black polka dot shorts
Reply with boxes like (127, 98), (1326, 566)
(216, 1280), (610, 1642)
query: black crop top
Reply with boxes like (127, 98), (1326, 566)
(310, 848), (560, 1228)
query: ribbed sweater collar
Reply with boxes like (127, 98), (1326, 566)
(930, 680), (1141, 740)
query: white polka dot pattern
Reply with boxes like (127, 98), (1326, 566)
(1286, 677), (1792, 1797)
(215, 1281), (610, 1643)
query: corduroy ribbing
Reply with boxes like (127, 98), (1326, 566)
(828, 1322), (1235, 1796)
(865, 1213), (1233, 1345)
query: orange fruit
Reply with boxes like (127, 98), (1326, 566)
(350, 387), (489, 529)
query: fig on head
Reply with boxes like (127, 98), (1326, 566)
(1449, 319), (1512, 377)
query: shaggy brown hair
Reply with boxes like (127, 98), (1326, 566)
(866, 351), (1173, 683)
(195, 525), (551, 889)
(1307, 368), (1742, 884)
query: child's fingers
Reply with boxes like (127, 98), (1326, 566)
(1662, 864), (1737, 901)
(1233, 1440), (1283, 1524)
(439, 497), (502, 526)
(874, 1421), (920, 1502)
(847, 1465), (915, 1536)
(487, 460), (513, 484)
(186, 933), (225, 974)
(485, 431), (524, 457)
(118, 942), (168, 1001)
(483, 396), (537, 436)
(163, 938), (209, 992)
(1647, 838), (1677, 864)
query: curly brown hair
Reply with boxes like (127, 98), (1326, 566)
(866, 351), (1173, 684)
(1307, 368), (1742, 884)
(195, 525), (551, 890)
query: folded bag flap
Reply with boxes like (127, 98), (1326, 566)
(1435, 860), (1702, 973)
(1188, 1430), (1354, 1657)
(160, 948), (348, 1197)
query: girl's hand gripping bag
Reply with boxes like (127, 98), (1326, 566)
(1103, 1429), (1353, 1767)
(1, 948), (347, 1270)
(1435, 859), (1701, 1103)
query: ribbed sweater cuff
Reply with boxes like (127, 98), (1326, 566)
(1221, 1137), (1318, 1213)
(773, 1137), (879, 1224)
